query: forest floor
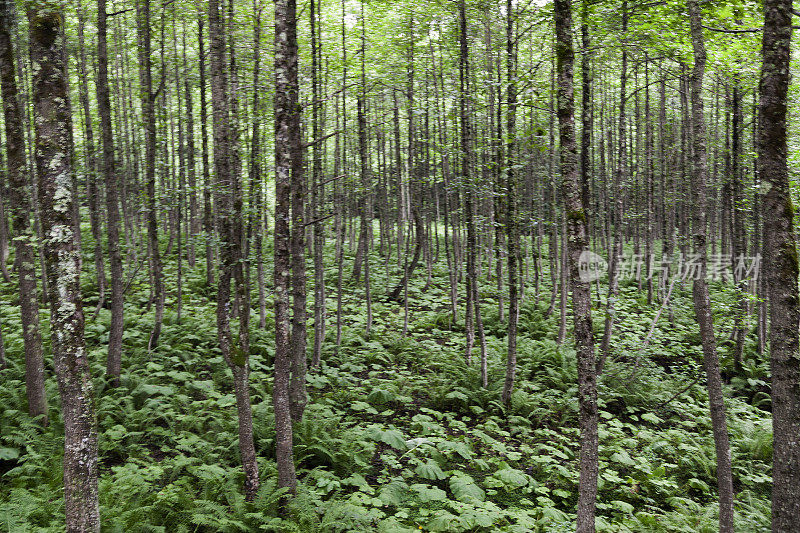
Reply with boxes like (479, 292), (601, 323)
(0, 233), (774, 532)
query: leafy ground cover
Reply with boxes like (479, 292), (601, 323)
(0, 238), (772, 531)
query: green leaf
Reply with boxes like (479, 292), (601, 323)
(415, 459), (446, 480)
(344, 473), (374, 494)
(493, 466), (528, 488)
(427, 510), (460, 531)
(378, 517), (419, 533)
(688, 478), (710, 493)
(0, 447), (20, 460)
(378, 480), (409, 506)
(610, 450), (636, 467)
(641, 412), (661, 424)
(410, 483), (447, 502)
(552, 489), (570, 499)
(611, 500), (635, 514)
(445, 390), (469, 403)
(351, 401), (378, 414)
(438, 440), (474, 460)
(367, 388), (396, 405)
(449, 473), (485, 503)
(380, 429), (408, 450)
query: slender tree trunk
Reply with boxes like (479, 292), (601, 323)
(199, 15), (214, 288)
(0, 0), (47, 421)
(458, 0), (486, 386)
(247, 1), (267, 330)
(29, 7), (100, 530)
(758, 1), (800, 528)
(546, 63), (559, 319)
(502, 0), (519, 406)
(172, 7), (185, 324)
(729, 78), (747, 371)
(97, 0), (124, 385)
(557, 218), (568, 344)
(76, 0), (106, 315)
(289, 24), (309, 422)
(310, 0), (326, 368)
(388, 206), (423, 302)
(0, 314), (6, 368)
(554, 3), (598, 530)
(0, 176), (8, 284)
(598, 0), (627, 373)
(644, 57), (655, 306)
(356, 6), (372, 337)
(182, 26), (198, 270)
(334, 0), (347, 353)
(579, 3), (592, 218)
(209, 0), (260, 501)
(273, 0), (299, 498)
(138, 0), (164, 352)
(686, 4), (735, 530)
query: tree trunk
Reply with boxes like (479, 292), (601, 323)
(209, 0), (260, 501)
(289, 40), (308, 422)
(502, 0), (519, 406)
(310, 0), (326, 368)
(758, 1), (800, 528)
(247, 1), (267, 330)
(0, 0), (47, 421)
(138, 0), (164, 352)
(29, 7), (100, 530)
(273, 0), (299, 498)
(76, 0), (106, 315)
(182, 25), (198, 270)
(356, 6), (372, 338)
(458, 0), (486, 386)
(598, 0), (627, 372)
(554, 3), (598, 529)
(730, 78), (747, 371)
(97, 0), (124, 386)
(686, 3), (735, 530)
(198, 15), (214, 288)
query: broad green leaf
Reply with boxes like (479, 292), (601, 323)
(415, 459), (446, 480)
(0, 447), (19, 460)
(380, 429), (407, 450)
(410, 483), (447, 502)
(449, 473), (485, 503)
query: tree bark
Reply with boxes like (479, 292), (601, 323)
(310, 0), (326, 368)
(76, 0), (106, 315)
(288, 0), (310, 421)
(29, 7), (100, 530)
(198, 14), (214, 288)
(273, 0), (299, 497)
(502, 0), (520, 407)
(758, 0), (800, 528)
(686, 3), (735, 530)
(598, 0), (627, 372)
(138, 0), (164, 352)
(730, 78), (747, 371)
(0, 0), (47, 421)
(554, 2), (598, 530)
(97, 0), (124, 386)
(458, 0), (487, 386)
(209, 0), (260, 501)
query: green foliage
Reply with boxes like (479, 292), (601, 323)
(0, 232), (773, 531)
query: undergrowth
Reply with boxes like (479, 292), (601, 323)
(0, 236), (772, 531)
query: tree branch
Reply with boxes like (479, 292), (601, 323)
(701, 24), (759, 34)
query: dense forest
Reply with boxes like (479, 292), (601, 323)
(0, 0), (797, 530)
